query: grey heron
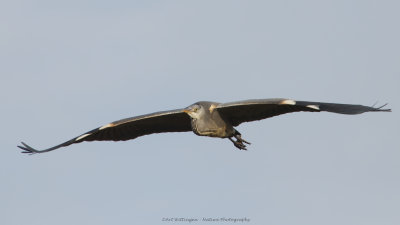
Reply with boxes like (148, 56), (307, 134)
(18, 98), (391, 154)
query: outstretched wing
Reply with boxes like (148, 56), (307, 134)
(216, 98), (391, 126)
(18, 109), (192, 154)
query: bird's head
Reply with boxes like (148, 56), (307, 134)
(183, 103), (204, 119)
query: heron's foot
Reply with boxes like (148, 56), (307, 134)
(235, 134), (251, 145)
(229, 134), (251, 151)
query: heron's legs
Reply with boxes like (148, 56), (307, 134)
(229, 130), (251, 150)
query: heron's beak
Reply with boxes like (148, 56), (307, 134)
(182, 109), (190, 113)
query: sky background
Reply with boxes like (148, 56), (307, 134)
(1, 1), (399, 224)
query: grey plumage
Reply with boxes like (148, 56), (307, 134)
(18, 98), (391, 154)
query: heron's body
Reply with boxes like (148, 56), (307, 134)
(18, 98), (391, 154)
(189, 101), (235, 138)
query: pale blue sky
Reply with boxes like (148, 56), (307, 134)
(1, 1), (399, 225)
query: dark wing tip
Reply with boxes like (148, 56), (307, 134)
(372, 103), (391, 112)
(18, 142), (39, 154)
(18, 142), (52, 154)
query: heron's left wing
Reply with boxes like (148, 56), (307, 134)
(216, 98), (390, 126)
(18, 109), (192, 154)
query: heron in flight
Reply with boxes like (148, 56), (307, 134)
(18, 98), (390, 154)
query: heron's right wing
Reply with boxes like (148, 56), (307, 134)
(18, 109), (192, 154)
(216, 98), (391, 126)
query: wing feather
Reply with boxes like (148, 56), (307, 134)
(216, 98), (391, 126)
(18, 109), (192, 154)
